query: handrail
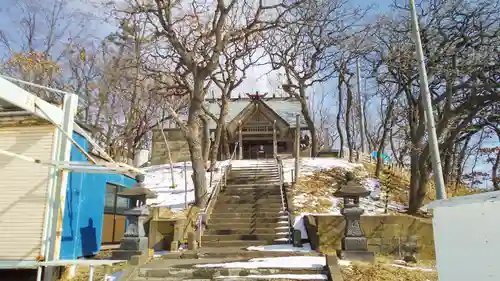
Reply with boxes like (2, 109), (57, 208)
(276, 156), (293, 243)
(197, 142), (239, 247)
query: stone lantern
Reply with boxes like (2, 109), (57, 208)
(334, 172), (375, 262)
(112, 174), (157, 261)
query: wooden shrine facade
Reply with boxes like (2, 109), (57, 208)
(214, 93), (306, 160)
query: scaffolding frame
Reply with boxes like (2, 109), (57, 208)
(0, 76), (144, 281)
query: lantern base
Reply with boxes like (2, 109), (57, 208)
(112, 236), (149, 261)
(336, 249), (375, 263)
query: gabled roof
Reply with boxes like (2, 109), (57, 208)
(206, 97), (308, 129)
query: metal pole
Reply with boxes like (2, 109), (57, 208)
(409, 0), (446, 200)
(294, 114), (300, 183)
(356, 58), (366, 155)
(184, 161), (188, 208)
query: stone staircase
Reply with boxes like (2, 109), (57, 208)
(202, 160), (291, 248)
(120, 160), (334, 281)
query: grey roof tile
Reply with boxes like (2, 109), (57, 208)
(206, 98), (307, 129)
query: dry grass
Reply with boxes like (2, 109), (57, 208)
(291, 166), (373, 214)
(341, 262), (438, 281)
(363, 162), (481, 207)
(292, 168), (349, 214)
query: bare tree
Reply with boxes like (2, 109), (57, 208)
(265, 0), (368, 156)
(127, 0), (302, 206)
(207, 37), (267, 170)
(371, 0), (500, 212)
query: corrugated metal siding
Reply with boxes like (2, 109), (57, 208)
(0, 125), (55, 260)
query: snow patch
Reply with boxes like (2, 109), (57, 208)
(246, 243), (314, 253)
(143, 160), (230, 210)
(194, 256), (325, 269)
(282, 158), (363, 184)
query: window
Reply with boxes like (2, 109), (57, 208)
(104, 184), (129, 215)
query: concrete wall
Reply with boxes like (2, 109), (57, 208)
(433, 200), (500, 281)
(304, 215), (435, 260)
(60, 132), (136, 259)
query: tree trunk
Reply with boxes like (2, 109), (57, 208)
(375, 100), (397, 177)
(345, 83), (354, 163)
(493, 150), (499, 190)
(298, 88), (317, 157)
(200, 113), (210, 169)
(223, 128), (231, 159)
(336, 74), (344, 158)
(442, 141), (454, 185)
(209, 96), (229, 169)
(187, 83), (207, 207)
(455, 137), (471, 189)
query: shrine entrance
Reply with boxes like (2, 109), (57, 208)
(243, 140), (273, 159)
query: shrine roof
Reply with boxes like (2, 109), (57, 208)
(205, 96), (308, 130)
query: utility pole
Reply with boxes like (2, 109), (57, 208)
(409, 0), (447, 200)
(356, 58), (366, 155)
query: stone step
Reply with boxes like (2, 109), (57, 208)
(231, 163), (278, 168)
(221, 192), (284, 198)
(138, 263), (325, 279)
(207, 222), (290, 231)
(201, 240), (271, 248)
(210, 210), (288, 220)
(158, 247), (320, 260)
(209, 217), (286, 225)
(202, 233), (288, 242)
(132, 276), (326, 281)
(223, 185), (283, 192)
(226, 180), (281, 185)
(227, 173), (279, 176)
(225, 183), (282, 187)
(213, 206), (283, 213)
(210, 212), (285, 219)
(223, 186), (283, 192)
(204, 227), (285, 235)
(211, 210), (289, 217)
(215, 202), (283, 208)
(215, 197), (283, 204)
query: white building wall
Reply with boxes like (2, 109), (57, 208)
(434, 200), (500, 281)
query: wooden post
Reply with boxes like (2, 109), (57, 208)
(238, 121), (243, 159)
(295, 114), (300, 183)
(273, 120), (277, 158)
(184, 161), (188, 208)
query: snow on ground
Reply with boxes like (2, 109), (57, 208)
(194, 256), (326, 269)
(142, 157), (406, 215)
(282, 158), (363, 183)
(143, 160), (230, 210)
(142, 157), (361, 211)
(215, 274), (328, 280)
(246, 243), (314, 252)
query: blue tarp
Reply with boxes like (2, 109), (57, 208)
(371, 151), (392, 162)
